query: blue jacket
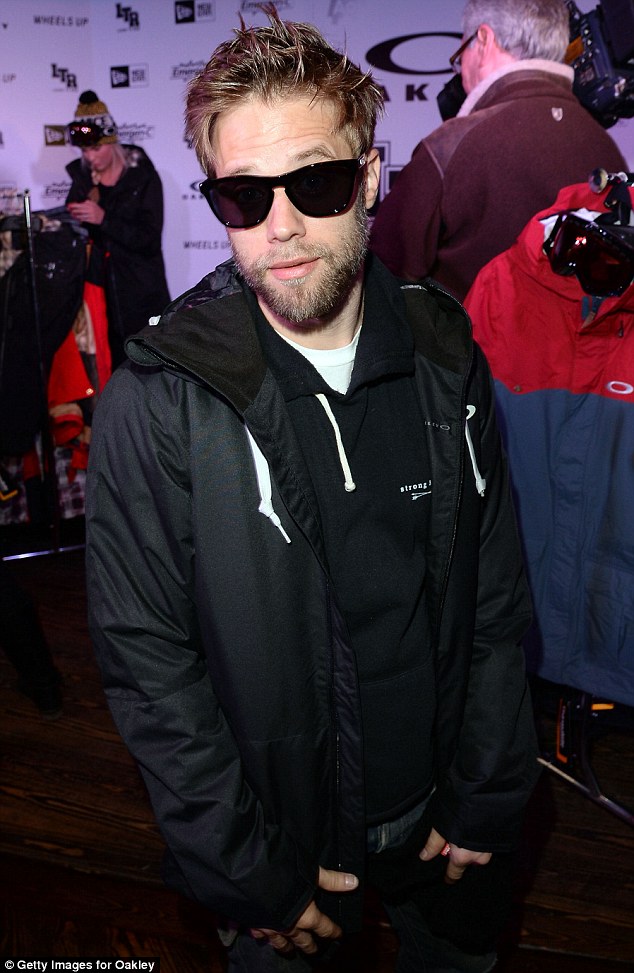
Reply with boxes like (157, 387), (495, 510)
(466, 183), (634, 707)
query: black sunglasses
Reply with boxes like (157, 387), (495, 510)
(544, 212), (634, 297)
(199, 156), (367, 229)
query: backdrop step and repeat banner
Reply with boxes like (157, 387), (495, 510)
(1, 0), (632, 300)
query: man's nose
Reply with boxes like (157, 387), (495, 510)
(265, 187), (306, 242)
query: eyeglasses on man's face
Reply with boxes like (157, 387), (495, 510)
(199, 156), (367, 229)
(449, 30), (478, 71)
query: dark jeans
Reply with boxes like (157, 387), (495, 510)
(225, 795), (500, 973)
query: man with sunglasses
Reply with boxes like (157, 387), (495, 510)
(86, 8), (539, 973)
(370, 0), (627, 302)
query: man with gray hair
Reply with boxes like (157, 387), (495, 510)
(370, 0), (627, 301)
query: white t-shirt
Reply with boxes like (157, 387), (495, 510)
(280, 327), (362, 394)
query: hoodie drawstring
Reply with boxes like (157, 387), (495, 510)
(465, 405), (486, 497)
(245, 402), (482, 543)
(315, 393), (356, 493)
(245, 428), (292, 544)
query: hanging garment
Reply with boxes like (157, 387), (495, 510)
(465, 181), (634, 706)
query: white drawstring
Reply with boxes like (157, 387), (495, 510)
(245, 428), (292, 544)
(315, 393), (357, 493)
(465, 405), (486, 497)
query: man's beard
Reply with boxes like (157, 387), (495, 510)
(230, 193), (369, 325)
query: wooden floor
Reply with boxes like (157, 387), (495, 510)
(1, 524), (633, 972)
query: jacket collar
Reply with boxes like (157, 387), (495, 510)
(458, 59), (574, 117)
(125, 257), (472, 413)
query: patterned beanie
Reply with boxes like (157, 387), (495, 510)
(71, 90), (118, 145)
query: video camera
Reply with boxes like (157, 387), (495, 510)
(437, 0), (634, 124)
(565, 0), (634, 128)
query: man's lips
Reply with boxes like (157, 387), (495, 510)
(268, 257), (320, 281)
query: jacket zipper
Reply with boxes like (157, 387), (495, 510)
(435, 350), (472, 636)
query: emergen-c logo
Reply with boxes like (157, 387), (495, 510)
(111, 64), (148, 88)
(174, 1), (215, 23)
(171, 61), (206, 82)
(118, 122), (155, 142)
(43, 181), (72, 202)
(241, 0), (291, 9)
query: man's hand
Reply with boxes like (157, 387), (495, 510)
(250, 865), (358, 955)
(420, 827), (492, 884)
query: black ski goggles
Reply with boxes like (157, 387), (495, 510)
(199, 155), (367, 229)
(544, 212), (634, 297)
(67, 121), (115, 147)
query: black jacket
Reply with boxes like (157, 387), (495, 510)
(86, 256), (538, 933)
(66, 145), (170, 361)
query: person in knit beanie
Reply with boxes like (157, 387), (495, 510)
(67, 90), (119, 147)
(65, 89), (170, 370)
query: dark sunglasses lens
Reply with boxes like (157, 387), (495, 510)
(549, 217), (633, 295)
(576, 247), (633, 296)
(286, 163), (358, 217)
(548, 220), (580, 274)
(207, 179), (271, 228)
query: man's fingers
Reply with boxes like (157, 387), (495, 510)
(250, 867), (358, 957)
(444, 859), (468, 884)
(250, 928), (294, 952)
(419, 826), (447, 861)
(317, 865), (359, 892)
(286, 928), (318, 954)
(296, 900), (342, 941)
(443, 848), (492, 883)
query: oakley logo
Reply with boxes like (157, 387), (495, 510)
(606, 381), (634, 396)
(366, 32), (461, 76)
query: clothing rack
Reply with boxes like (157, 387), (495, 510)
(0, 192), (62, 555)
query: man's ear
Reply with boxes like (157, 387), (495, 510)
(479, 23), (496, 47)
(364, 148), (381, 211)
(478, 23), (515, 71)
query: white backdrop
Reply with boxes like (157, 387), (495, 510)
(1, 0), (632, 301)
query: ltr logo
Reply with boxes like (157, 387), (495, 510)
(116, 3), (140, 28)
(51, 64), (77, 89)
